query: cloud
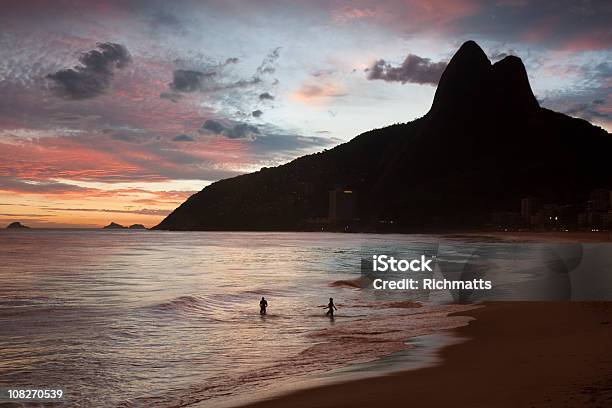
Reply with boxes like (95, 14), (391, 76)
(200, 119), (260, 139)
(201, 119), (226, 134)
(165, 48), (279, 99)
(226, 123), (260, 139)
(256, 47), (281, 75)
(291, 82), (348, 104)
(252, 109), (263, 117)
(311, 68), (337, 77)
(199, 119), (340, 158)
(166, 66), (262, 96)
(250, 128), (341, 160)
(170, 69), (216, 92)
(0, 177), (89, 194)
(0, 133), (241, 184)
(173, 134), (196, 142)
(546, 94), (611, 128)
(259, 92), (275, 100)
(564, 99), (610, 121)
(43, 206), (172, 216)
(366, 54), (447, 85)
(47, 42), (132, 99)
(539, 60), (611, 129)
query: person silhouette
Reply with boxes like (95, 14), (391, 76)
(325, 297), (337, 317)
(259, 297), (268, 315)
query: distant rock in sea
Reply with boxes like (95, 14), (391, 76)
(6, 221), (30, 229)
(103, 222), (127, 229)
(128, 224), (147, 230)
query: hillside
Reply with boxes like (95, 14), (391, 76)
(155, 41), (611, 231)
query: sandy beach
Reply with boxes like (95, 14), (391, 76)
(239, 302), (612, 408)
(465, 231), (612, 243)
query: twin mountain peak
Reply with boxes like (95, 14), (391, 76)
(156, 41), (610, 231)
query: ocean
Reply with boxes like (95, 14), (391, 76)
(0, 230), (517, 407)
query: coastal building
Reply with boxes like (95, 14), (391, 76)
(520, 197), (540, 226)
(589, 188), (611, 212)
(328, 188), (355, 222)
(491, 211), (521, 230)
(584, 188), (612, 230)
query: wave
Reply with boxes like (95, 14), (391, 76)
(119, 303), (477, 408)
(329, 277), (364, 288)
(149, 295), (211, 314)
(352, 300), (423, 309)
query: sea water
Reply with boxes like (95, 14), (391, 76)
(0, 231), (486, 407)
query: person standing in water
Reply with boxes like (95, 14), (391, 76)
(325, 297), (337, 317)
(259, 297), (268, 315)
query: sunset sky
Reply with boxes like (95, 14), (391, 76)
(1, 0), (610, 228)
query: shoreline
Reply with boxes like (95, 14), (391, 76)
(460, 231), (612, 243)
(237, 301), (612, 408)
(4, 228), (611, 243)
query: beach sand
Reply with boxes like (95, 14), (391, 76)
(465, 231), (612, 243)
(239, 302), (612, 408)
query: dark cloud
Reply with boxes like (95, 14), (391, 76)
(259, 92), (274, 100)
(44, 207), (172, 216)
(147, 10), (188, 36)
(559, 97), (611, 124)
(226, 123), (259, 139)
(112, 133), (141, 143)
(159, 91), (182, 102)
(252, 109), (263, 118)
(167, 67), (260, 95)
(455, 1), (612, 52)
(164, 48), (278, 99)
(173, 134), (196, 142)
(0, 177), (88, 194)
(540, 60), (611, 126)
(366, 54), (447, 85)
(201, 119), (226, 134)
(200, 119), (259, 139)
(170, 69), (215, 92)
(47, 42), (131, 99)
(251, 130), (340, 159)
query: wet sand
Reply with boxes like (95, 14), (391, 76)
(466, 231), (612, 242)
(239, 302), (612, 408)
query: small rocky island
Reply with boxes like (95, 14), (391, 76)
(6, 221), (30, 229)
(103, 222), (148, 230)
(103, 222), (127, 229)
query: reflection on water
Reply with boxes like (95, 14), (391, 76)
(0, 231), (505, 407)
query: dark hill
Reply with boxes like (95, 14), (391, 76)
(103, 222), (127, 229)
(6, 221), (30, 229)
(155, 41), (611, 231)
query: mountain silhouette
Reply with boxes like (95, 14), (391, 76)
(6, 221), (30, 229)
(155, 41), (611, 231)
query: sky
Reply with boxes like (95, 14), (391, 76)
(1, 0), (610, 228)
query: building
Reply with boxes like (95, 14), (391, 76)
(585, 188), (612, 230)
(589, 188), (611, 212)
(520, 197), (540, 226)
(328, 188), (355, 222)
